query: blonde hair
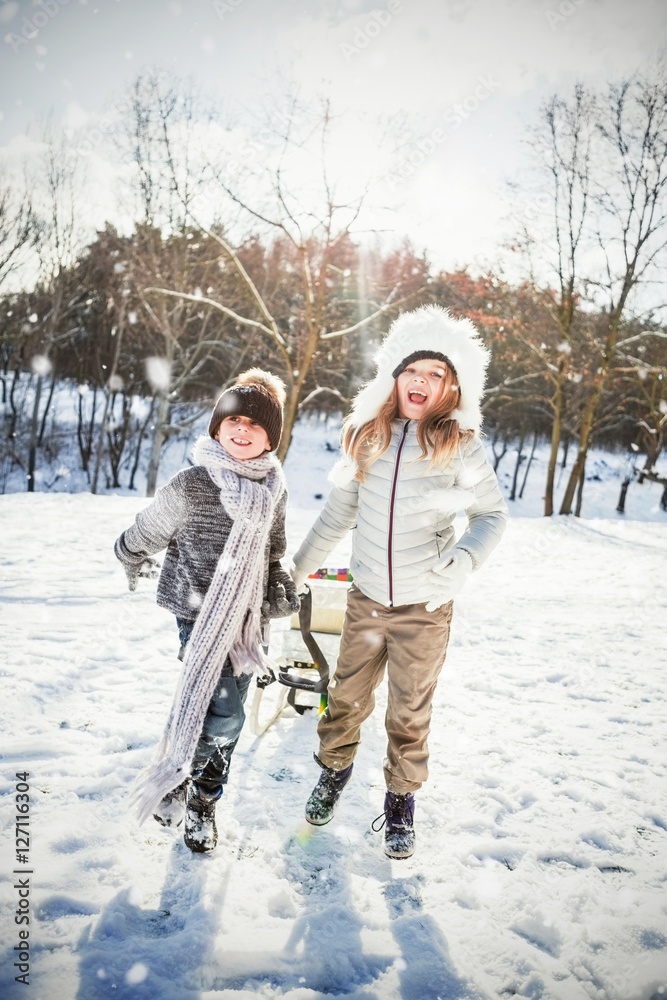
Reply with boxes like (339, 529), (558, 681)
(342, 365), (472, 479)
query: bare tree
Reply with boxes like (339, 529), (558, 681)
(25, 122), (85, 491)
(558, 71), (667, 513)
(513, 85), (596, 515)
(113, 72), (237, 494)
(0, 167), (40, 293)
(147, 94), (421, 462)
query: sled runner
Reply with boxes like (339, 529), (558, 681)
(249, 569), (352, 736)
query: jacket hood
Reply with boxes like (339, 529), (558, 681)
(348, 305), (490, 433)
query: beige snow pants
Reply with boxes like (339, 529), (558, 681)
(317, 584), (454, 793)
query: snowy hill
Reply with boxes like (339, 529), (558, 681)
(2, 408), (666, 999)
(1, 475), (666, 998)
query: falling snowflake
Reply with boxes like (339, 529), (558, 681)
(145, 357), (171, 392)
(31, 354), (52, 376)
(125, 963), (148, 985)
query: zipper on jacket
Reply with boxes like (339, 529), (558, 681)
(387, 420), (410, 606)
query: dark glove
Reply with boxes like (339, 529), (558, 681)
(262, 562), (300, 620)
(123, 557), (160, 592)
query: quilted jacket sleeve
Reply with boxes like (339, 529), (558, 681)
(292, 479), (360, 577)
(450, 436), (509, 570)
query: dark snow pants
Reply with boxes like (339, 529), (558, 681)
(176, 617), (252, 795)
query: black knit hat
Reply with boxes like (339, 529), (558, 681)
(391, 350), (458, 381)
(208, 380), (284, 452)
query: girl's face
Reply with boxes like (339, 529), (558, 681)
(216, 414), (271, 459)
(395, 357), (451, 420)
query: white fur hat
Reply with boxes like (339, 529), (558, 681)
(347, 304), (490, 432)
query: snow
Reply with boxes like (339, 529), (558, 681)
(2, 418), (667, 999)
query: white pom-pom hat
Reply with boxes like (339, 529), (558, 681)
(348, 304), (490, 433)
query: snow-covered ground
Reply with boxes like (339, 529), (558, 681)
(1, 419), (667, 1000)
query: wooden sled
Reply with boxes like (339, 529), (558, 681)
(249, 569), (352, 736)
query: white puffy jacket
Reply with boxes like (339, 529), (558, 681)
(293, 420), (508, 607)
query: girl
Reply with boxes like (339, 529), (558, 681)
(115, 369), (299, 853)
(291, 306), (508, 859)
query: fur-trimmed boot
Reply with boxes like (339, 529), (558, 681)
(183, 782), (221, 853)
(373, 791), (416, 859)
(153, 780), (188, 828)
(305, 756), (353, 826)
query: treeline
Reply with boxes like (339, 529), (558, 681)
(0, 69), (666, 513)
(2, 234), (665, 509)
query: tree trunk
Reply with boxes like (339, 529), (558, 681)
(574, 456), (586, 517)
(559, 379), (603, 514)
(107, 392), (132, 488)
(91, 388), (112, 495)
(509, 434), (525, 502)
(129, 398), (156, 491)
(77, 387), (98, 476)
(277, 382), (300, 464)
(490, 432), (508, 473)
(545, 364), (567, 516)
(37, 372), (57, 447)
(560, 435), (570, 470)
(8, 364), (22, 441)
(146, 393), (171, 496)
(27, 375), (43, 493)
(519, 430), (539, 499)
(617, 477), (630, 514)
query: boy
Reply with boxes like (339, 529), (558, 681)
(115, 369), (298, 853)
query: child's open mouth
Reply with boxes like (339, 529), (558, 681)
(231, 437), (250, 446)
(407, 390), (428, 405)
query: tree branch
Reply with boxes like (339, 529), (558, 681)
(143, 286), (287, 348)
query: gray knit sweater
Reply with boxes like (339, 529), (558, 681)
(114, 465), (288, 621)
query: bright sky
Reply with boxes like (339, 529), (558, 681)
(1, 0), (666, 272)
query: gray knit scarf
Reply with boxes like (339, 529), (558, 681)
(130, 435), (285, 824)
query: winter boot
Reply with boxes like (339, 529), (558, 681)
(372, 791), (416, 859)
(153, 780), (188, 829)
(305, 756), (353, 826)
(183, 782), (221, 853)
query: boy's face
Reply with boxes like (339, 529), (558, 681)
(216, 415), (271, 460)
(396, 357), (448, 420)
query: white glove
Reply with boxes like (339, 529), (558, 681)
(425, 549), (473, 612)
(289, 561), (309, 595)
